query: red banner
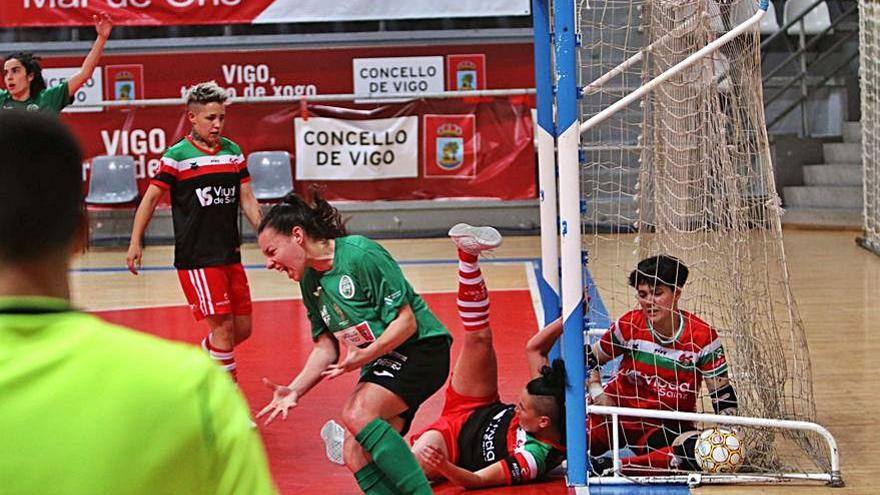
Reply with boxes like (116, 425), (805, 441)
(24, 44), (536, 202)
(104, 64), (144, 103)
(447, 55), (486, 92)
(0, 1), (530, 28)
(423, 114), (477, 178)
(1, 1), (273, 28)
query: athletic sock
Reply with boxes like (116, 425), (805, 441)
(354, 462), (402, 495)
(456, 248), (490, 332)
(355, 419), (432, 495)
(201, 334), (237, 382)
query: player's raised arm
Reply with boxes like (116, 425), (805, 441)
(525, 316), (562, 378)
(68, 13), (112, 96)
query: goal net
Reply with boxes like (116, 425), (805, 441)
(860, 0), (880, 256)
(576, 0), (832, 480)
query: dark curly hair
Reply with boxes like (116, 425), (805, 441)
(4, 52), (47, 98)
(628, 254), (689, 290)
(258, 185), (347, 240)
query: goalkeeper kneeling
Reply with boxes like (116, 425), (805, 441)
(587, 255), (738, 476)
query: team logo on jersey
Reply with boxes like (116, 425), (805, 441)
(383, 290), (402, 306)
(26, 104), (40, 112)
(339, 275), (356, 299)
(195, 186), (237, 207)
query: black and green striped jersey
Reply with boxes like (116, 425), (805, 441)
(458, 403), (566, 485)
(151, 136), (250, 269)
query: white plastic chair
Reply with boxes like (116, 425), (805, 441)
(760, 0), (781, 35)
(247, 151), (294, 201)
(784, 0), (832, 35)
(86, 155), (138, 205)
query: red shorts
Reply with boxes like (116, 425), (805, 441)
(588, 411), (693, 456)
(410, 381), (500, 465)
(176, 263), (252, 321)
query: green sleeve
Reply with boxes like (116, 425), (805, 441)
(199, 362), (278, 495)
(37, 82), (73, 113)
(356, 249), (414, 326)
(300, 277), (330, 341)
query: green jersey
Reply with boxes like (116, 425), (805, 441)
(300, 235), (450, 350)
(0, 82), (72, 113)
(0, 297), (277, 495)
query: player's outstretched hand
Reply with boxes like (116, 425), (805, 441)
(257, 378), (299, 426)
(94, 12), (112, 39)
(321, 347), (369, 379)
(417, 445), (449, 471)
(125, 244), (142, 275)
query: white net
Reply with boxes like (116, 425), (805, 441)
(860, 0), (880, 255)
(577, 0), (830, 478)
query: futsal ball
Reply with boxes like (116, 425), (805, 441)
(693, 427), (745, 473)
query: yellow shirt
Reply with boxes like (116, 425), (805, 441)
(0, 297), (277, 495)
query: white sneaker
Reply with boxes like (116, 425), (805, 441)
(448, 223), (503, 255)
(320, 419), (345, 465)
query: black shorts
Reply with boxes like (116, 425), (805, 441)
(360, 335), (451, 435)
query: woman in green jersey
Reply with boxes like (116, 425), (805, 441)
(257, 187), (451, 495)
(1, 13), (112, 113)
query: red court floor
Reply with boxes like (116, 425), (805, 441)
(94, 290), (568, 495)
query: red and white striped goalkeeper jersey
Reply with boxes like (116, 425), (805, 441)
(597, 309), (729, 413)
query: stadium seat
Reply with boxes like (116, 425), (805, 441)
(85, 155), (139, 205)
(247, 151), (294, 201)
(784, 0), (832, 35)
(760, 1), (782, 35)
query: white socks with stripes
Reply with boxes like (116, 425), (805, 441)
(201, 334), (237, 382)
(457, 249), (491, 332)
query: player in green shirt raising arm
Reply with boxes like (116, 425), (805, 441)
(0, 109), (276, 494)
(1, 13), (111, 113)
(257, 187), (452, 495)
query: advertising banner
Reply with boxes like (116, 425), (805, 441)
(12, 43), (536, 201)
(295, 116), (419, 181)
(446, 55), (486, 92)
(353, 57), (444, 100)
(104, 65), (145, 103)
(1, 1), (530, 27)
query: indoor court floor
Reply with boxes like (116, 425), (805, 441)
(69, 230), (878, 494)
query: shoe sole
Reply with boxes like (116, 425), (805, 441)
(448, 223), (503, 248)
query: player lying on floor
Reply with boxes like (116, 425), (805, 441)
(407, 224), (567, 489)
(587, 255), (739, 475)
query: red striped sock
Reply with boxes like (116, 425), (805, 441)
(457, 248), (490, 332)
(201, 335), (237, 382)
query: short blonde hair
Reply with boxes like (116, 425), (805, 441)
(185, 81), (228, 107)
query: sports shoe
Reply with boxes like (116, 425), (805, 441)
(448, 223), (503, 255)
(320, 419), (345, 465)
